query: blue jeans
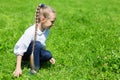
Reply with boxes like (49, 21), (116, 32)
(22, 41), (52, 70)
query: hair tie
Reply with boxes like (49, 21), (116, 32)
(40, 4), (45, 8)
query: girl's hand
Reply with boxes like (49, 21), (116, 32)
(13, 55), (22, 77)
(13, 68), (22, 77)
(49, 58), (56, 64)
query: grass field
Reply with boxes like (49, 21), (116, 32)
(0, 0), (120, 80)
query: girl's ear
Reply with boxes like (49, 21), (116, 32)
(40, 16), (46, 22)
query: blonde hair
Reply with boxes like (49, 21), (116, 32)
(30, 4), (56, 70)
(36, 4), (56, 23)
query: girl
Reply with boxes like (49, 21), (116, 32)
(13, 4), (56, 77)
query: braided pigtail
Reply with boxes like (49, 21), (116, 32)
(30, 4), (45, 72)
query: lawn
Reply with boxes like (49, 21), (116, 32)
(0, 0), (120, 80)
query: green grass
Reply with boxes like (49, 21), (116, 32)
(0, 0), (120, 80)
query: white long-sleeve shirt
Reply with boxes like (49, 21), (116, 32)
(14, 24), (50, 56)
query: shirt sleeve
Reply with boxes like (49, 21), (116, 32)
(14, 30), (33, 56)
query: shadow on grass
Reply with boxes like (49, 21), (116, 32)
(21, 61), (52, 70)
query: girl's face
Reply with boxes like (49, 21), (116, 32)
(41, 13), (56, 29)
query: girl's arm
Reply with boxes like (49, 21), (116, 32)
(13, 55), (22, 77)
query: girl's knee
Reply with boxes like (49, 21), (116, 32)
(45, 50), (52, 59)
(41, 50), (52, 60)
